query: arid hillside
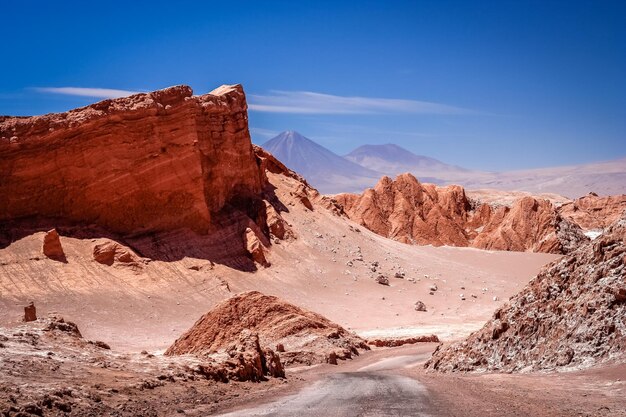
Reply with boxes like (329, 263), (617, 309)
(426, 213), (626, 372)
(0, 85), (561, 353)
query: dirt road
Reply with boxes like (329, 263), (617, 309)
(217, 372), (431, 417)
(216, 350), (434, 417)
(214, 345), (626, 417)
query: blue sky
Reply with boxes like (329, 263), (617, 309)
(2, 0), (625, 170)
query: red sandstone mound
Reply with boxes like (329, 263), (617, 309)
(335, 173), (587, 254)
(165, 291), (369, 366)
(0, 85), (299, 269)
(426, 214), (626, 373)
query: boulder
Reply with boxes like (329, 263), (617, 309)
(414, 301), (427, 312)
(375, 275), (390, 286)
(265, 201), (290, 240)
(243, 227), (269, 266)
(24, 302), (37, 322)
(224, 330), (284, 381)
(92, 241), (139, 266)
(42, 229), (65, 261)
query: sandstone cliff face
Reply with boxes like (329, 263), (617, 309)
(335, 174), (587, 254)
(471, 196), (587, 253)
(0, 85), (300, 269)
(0, 84), (263, 236)
(426, 214), (626, 372)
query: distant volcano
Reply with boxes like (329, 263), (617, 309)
(261, 131), (381, 194)
(344, 143), (468, 176)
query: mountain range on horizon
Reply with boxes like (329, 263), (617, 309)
(261, 130), (626, 198)
(261, 131), (382, 194)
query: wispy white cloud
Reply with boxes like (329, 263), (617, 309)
(248, 90), (474, 115)
(33, 87), (140, 99)
(249, 127), (280, 138)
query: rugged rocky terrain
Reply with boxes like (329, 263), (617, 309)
(426, 213), (626, 372)
(559, 193), (626, 231)
(166, 291), (369, 366)
(0, 315), (292, 416)
(335, 173), (589, 254)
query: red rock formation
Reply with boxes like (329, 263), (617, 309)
(426, 214), (626, 372)
(0, 85), (264, 235)
(559, 193), (626, 230)
(471, 196), (585, 253)
(165, 291), (369, 366)
(92, 240), (140, 266)
(221, 330), (285, 381)
(336, 174), (587, 254)
(23, 302), (37, 322)
(42, 229), (65, 260)
(336, 174), (471, 246)
(0, 85), (299, 268)
(243, 227), (269, 267)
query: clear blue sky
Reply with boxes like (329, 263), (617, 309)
(2, 0), (625, 170)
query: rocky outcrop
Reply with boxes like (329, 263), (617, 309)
(165, 291), (369, 366)
(0, 85), (263, 235)
(243, 227), (269, 267)
(222, 330), (285, 381)
(368, 335), (440, 347)
(336, 174), (588, 254)
(23, 302), (37, 322)
(0, 85), (296, 268)
(92, 241), (140, 266)
(336, 174), (471, 246)
(471, 196), (587, 253)
(559, 193), (626, 230)
(42, 229), (65, 260)
(425, 214), (626, 372)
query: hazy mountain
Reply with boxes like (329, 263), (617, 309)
(263, 133), (626, 198)
(344, 144), (468, 175)
(261, 131), (382, 194)
(344, 143), (626, 198)
(460, 157), (626, 198)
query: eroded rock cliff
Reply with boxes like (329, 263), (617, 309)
(0, 85), (295, 268)
(559, 193), (626, 231)
(335, 174), (587, 254)
(0, 84), (263, 234)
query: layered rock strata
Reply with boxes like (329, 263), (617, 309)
(0, 85), (293, 267)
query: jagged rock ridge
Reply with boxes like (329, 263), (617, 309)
(335, 173), (588, 254)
